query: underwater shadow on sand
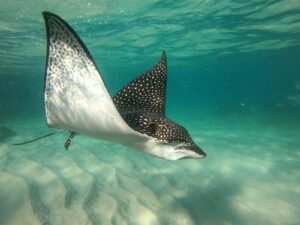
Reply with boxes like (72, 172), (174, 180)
(175, 176), (245, 225)
(0, 126), (17, 143)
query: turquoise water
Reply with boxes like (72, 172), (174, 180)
(1, 1), (300, 225)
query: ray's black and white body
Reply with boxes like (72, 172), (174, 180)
(43, 12), (206, 160)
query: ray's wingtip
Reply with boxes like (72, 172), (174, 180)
(42, 11), (59, 20)
(42, 11), (51, 18)
(42, 11), (53, 22)
(160, 50), (167, 63)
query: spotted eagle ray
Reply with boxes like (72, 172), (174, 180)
(14, 12), (206, 160)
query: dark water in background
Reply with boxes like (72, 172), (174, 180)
(0, 1), (300, 225)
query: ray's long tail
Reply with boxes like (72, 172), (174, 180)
(13, 129), (64, 146)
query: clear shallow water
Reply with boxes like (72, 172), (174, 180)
(0, 1), (300, 225)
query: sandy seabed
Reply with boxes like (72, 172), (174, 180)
(0, 115), (299, 225)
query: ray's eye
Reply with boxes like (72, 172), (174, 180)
(149, 123), (157, 134)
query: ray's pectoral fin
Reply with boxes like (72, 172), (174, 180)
(113, 50), (207, 159)
(113, 51), (167, 116)
(42, 11), (143, 148)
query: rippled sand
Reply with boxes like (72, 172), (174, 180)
(0, 115), (299, 225)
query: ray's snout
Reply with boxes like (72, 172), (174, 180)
(183, 144), (207, 159)
(194, 145), (207, 158)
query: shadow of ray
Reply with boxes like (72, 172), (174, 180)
(0, 126), (17, 142)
